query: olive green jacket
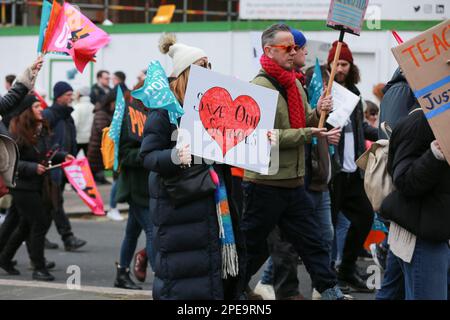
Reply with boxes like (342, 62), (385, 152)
(244, 69), (319, 182)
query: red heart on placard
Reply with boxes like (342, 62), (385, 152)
(199, 87), (261, 156)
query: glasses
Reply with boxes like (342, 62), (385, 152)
(269, 44), (300, 53)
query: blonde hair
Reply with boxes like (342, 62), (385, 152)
(170, 67), (190, 105)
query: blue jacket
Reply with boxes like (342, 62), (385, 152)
(139, 108), (245, 300)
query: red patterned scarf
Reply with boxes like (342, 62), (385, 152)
(260, 54), (305, 128)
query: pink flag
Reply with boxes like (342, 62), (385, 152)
(62, 157), (105, 216)
(45, 2), (110, 73)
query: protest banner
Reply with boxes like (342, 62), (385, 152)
(178, 65), (278, 175)
(62, 157), (105, 216)
(319, 0), (369, 128)
(127, 104), (148, 142)
(38, 0), (110, 73)
(391, 19), (450, 165)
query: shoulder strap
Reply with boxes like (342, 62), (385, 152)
(255, 73), (288, 102)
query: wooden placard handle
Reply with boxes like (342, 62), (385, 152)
(319, 30), (345, 128)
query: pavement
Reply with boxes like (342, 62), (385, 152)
(0, 182), (377, 300)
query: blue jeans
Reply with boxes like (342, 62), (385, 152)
(261, 257), (274, 285)
(109, 180), (117, 209)
(332, 212), (351, 267)
(308, 191), (334, 257)
(398, 238), (449, 300)
(119, 202), (155, 269)
(241, 182), (337, 293)
(376, 249), (405, 300)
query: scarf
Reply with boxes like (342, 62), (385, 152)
(260, 54), (306, 128)
(209, 168), (239, 279)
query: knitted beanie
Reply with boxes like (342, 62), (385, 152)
(159, 33), (207, 78)
(327, 41), (353, 64)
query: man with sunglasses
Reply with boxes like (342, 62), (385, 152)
(241, 23), (345, 300)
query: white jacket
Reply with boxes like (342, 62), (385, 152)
(72, 96), (95, 144)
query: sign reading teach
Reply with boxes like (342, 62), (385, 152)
(391, 19), (450, 165)
(178, 65), (278, 175)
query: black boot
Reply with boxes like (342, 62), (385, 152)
(338, 265), (374, 293)
(64, 236), (87, 252)
(114, 265), (142, 290)
(0, 259), (20, 275)
(32, 268), (55, 281)
(45, 238), (59, 250)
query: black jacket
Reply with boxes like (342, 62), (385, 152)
(332, 84), (378, 177)
(378, 68), (418, 138)
(0, 82), (30, 129)
(380, 109), (450, 241)
(13, 127), (66, 191)
(139, 109), (245, 300)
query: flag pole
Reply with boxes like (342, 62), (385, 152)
(319, 29), (345, 128)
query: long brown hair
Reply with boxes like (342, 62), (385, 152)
(9, 106), (49, 147)
(170, 68), (190, 105)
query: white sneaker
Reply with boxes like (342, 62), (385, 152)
(254, 280), (275, 300)
(312, 288), (322, 300)
(107, 208), (124, 221)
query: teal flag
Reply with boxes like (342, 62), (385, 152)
(308, 58), (323, 109)
(108, 86), (126, 171)
(131, 60), (184, 126)
(37, 0), (52, 54)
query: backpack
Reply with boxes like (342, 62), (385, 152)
(101, 126), (114, 170)
(356, 122), (393, 211)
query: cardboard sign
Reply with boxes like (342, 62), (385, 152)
(327, 0), (369, 36)
(326, 81), (360, 128)
(63, 157), (105, 216)
(178, 65), (278, 175)
(391, 19), (450, 165)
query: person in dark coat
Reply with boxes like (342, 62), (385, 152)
(375, 67), (419, 301)
(380, 108), (450, 300)
(139, 34), (246, 300)
(42, 82), (86, 251)
(114, 92), (154, 290)
(327, 41), (378, 292)
(87, 91), (115, 184)
(90, 70), (111, 107)
(0, 95), (71, 281)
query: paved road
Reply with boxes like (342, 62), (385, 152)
(0, 214), (376, 300)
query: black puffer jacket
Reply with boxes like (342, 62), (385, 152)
(380, 109), (450, 241)
(139, 109), (246, 300)
(13, 127), (67, 191)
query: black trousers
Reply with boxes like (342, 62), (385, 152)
(241, 182), (337, 293)
(0, 190), (52, 269)
(330, 172), (374, 273)
(0, 205), (20, 252)
(50, 181), (73, 241)
(267, 227), (300, 299)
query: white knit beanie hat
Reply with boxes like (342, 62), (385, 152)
(159, 33), (207, 78)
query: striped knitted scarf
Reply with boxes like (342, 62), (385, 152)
(209, 168), (239, 279)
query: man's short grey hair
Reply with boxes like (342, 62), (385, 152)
(261, 23), (292, 50)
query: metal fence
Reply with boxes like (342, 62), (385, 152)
(0, 0), (239, 26)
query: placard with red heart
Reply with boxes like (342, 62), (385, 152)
(199, 86), (261, 156)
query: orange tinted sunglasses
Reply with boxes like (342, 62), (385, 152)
(269, 44), (300, 52)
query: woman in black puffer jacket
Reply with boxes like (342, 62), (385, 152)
(0, 95), (71, 281)
(139, 34), (245, 300)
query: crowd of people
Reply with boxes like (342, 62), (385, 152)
(0, 22), (448, 300)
